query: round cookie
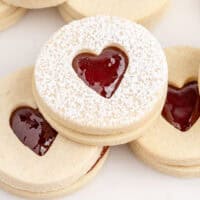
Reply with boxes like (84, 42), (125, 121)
(3, 0), (67, 9)
(58, 0), (169, 27)
(33, 15), (168, 146)
(130, 46), (200, 176)
(0, 1), (26, 31)
(0, 67), (108, 199)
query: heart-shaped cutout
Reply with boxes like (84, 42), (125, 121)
(72, 46), (129, 98)
(162, 82), (200, 132)
(10, 106), (57, 156)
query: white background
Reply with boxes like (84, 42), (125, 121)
(0, 0), (200, 199)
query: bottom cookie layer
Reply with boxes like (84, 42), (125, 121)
(0, 150), (108, 199)
(130, 144), (200, 178)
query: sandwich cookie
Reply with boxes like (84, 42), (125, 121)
(0, 67), (108, 199)
(130, 47), (200, 177)
(0, 0), (26, 31)
(58, 0), (169, 27)
(3, 0), (67, 9)
(33, 16), (168, 146)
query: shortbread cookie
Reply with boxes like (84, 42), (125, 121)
(0, 67), (108, 199)
(3, 0), (66, 9)
(130, 46), (200, 177)
(0, 1), (26, 31)
(58, 0), (168, 27)
(33, 16), (168, 146)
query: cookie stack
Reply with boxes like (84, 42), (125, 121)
(0, 1), (200, 199)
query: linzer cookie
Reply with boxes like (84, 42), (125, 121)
(33, 16), (168, 146)
(58, 0), (168, 27)
(130, 47), (200, 177)
(0, 0), (26, 31)
(3, 0), (67, 9)
(0, 67), (108, 199)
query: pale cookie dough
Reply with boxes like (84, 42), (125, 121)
(3, 0), (67, 9)
(58, 0), (169, 27)
(33, 16), (168, 146)
(131, 144), (200, 178)
(130, 46), (200, 177)
(0, 1), (26, 31)
(0, 67), (108, 199)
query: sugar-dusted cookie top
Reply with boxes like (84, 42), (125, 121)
(34, 16), (167, 134)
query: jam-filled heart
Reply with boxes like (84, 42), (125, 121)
(72, 46), (129, 98)
(10, 106), (57, 156)
(162, 82), (200, 132)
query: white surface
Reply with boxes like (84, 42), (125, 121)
(0, 0), (200, 199)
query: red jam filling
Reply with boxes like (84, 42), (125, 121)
(10, 106), (57, 156)
(88, 146), (109, 173)
(162, 82), (200, 132)
(72, 47), (129, 98)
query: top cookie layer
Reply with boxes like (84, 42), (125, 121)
(34, 16), (167, 133)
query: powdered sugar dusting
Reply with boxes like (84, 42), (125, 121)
(35, 16), (167, 130)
